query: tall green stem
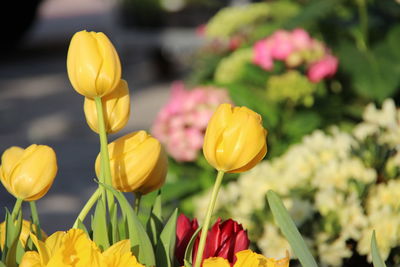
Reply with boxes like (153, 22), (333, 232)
(11, 198), (23, 221)
(29, 201), (42, 240)
(73, 188), (101, 228)
(194, 170), (225, 267)
(94, 97), (115, 211)
(357, 0), (369, 50)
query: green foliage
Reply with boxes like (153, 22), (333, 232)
(371, 231), (387, 267)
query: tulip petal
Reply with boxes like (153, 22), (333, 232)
(0, 146), (24, 194)
(203, 257), (230, 267)
(20, 251), (43, 267)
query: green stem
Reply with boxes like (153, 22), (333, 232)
(29, 201), (42, 240)
(194, 170), (225, 267)
(94, 97), (115, 211)
(357, 0), (369, 50)
(73, 188), (101, 228)
(134, 193), (142, 215)
(11, 198), (23, 221)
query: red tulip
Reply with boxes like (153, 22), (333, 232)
(193, 218), (250, 266)
(176, 214), (199, 265)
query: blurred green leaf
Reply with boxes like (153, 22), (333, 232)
(371, 230), (387, 267)
(184, 228), (201, 267)
(155, 209), (178, 267)
(267, 190), (318, 267)
(283, 111), (321, 142)
(110, 203), (119, 244)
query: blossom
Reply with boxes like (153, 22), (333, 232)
(307, 54), (339, 83)
(19, 229), (144, 267)
(0, 220), (47, 251)
(202, 250), (289, 267)
(152, 82), (231, 162)
(176, 214), (199, 265)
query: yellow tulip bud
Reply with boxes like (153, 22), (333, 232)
(0, 145), (57, 201)
(0, 220), (47, 251)
(203, 103), (267, 173)
(84, 79), (131, 134)
(95, 131), (167, 194)
(67, 30), (122, 98)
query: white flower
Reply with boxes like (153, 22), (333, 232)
(257, 224), (293, 259)
(317, 233), (352, 267)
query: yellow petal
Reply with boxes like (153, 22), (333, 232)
(20, 251), (43, 267)
(203, 257), (231, 267)
(45, 231), (66, 255)
(30, 233), (51, 266)
(0, 146), (24, 195)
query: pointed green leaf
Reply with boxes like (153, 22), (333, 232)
(110, 203), (119, 244)
(371, 231), (387, 267)
(155, 209), (178, 267)
(100, 182), (155, 266)
(92, 199), (110, 251)
(183, 227), (201, 267)
(15, 241), (25, 264)
(5, 212), (22, 267)
(118, 216), (128, 240)
(147, 191), (163, 247)
(267, 190), (318, 267)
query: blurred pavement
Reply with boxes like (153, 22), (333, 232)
(0, 0), (202, 232)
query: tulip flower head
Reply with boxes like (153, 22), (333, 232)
(202, 250), (290, 267)
(203, 103), (267, 173)
(175, 214), (199, 265)
(67, 30), (122, 98)
(193, 218), (250, 266)
(84, 79), (131, 134)
(95, 131), (168, 194)
(0, 220), (47, 251)
(19, 229), (144, 267)
(0, 145), (57, 201)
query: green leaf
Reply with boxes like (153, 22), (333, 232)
(15, 241), (24, 264)
(5, 212), (22, 267)
(110, 203), (119, 244)
(267, 190), (318, 267)
(183, 227), (201, 267)
(155, 209), (178, 267)
(91, 199), (110, 251)
(118, 216), (128, 240)
(0, 261), (6, 267)
(146, 191), (163, 248)
(100, 182), (155, 266)
(371, 231), (387, 267)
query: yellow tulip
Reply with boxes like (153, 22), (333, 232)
(0, 145), (57, 201)
(67, 30), (121, 98)
(0, 220), (47, 251)
(84, 79), (131, 134)
(203, 250), (290, 267)
(203, 103), (267, 173)
(95, 131), (167, 194)
(19, 229), (144, 267)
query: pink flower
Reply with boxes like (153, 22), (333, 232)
(291, 28), (312, 50)
(253, 39), (273, 71)
(307, 54), (339, 83)
(269, 30), (294, 60)
(152, 82), (231, 162)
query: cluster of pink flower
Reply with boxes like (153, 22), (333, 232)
(152, 82), (231, 162)
(253, 28), (339, 83)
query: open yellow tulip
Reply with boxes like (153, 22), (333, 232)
(67, 30), (121, 98)
(0, 145), (57, 201)
(84, 79), (130, 134)
(19, 229), (144, 267)
(203, 103), (267, 173)
(203, 250), (289, 267)
(95, 131), (168, 194)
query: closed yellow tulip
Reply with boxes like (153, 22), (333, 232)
(0, 145), (57, 201)
(95, 131), (167, 194)
(0, 220), (47, 251)
(203, 250), (289, 267)
(203, 103), (267, 173)
(67, 30), (121, 98)
(84, 79), (130, 134)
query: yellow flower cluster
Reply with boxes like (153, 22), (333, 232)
(19, 229), (144, 267)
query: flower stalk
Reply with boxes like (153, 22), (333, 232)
(29, 201), (42, 240)
(11, 198), (23, 221)
(73, 188), (101, 228)
(194, 170), (225, 267)
(94, 96), (115, 210)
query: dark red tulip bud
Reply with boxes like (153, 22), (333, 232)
(175, 214), (199, 265)
(193, 218), (250, 266)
